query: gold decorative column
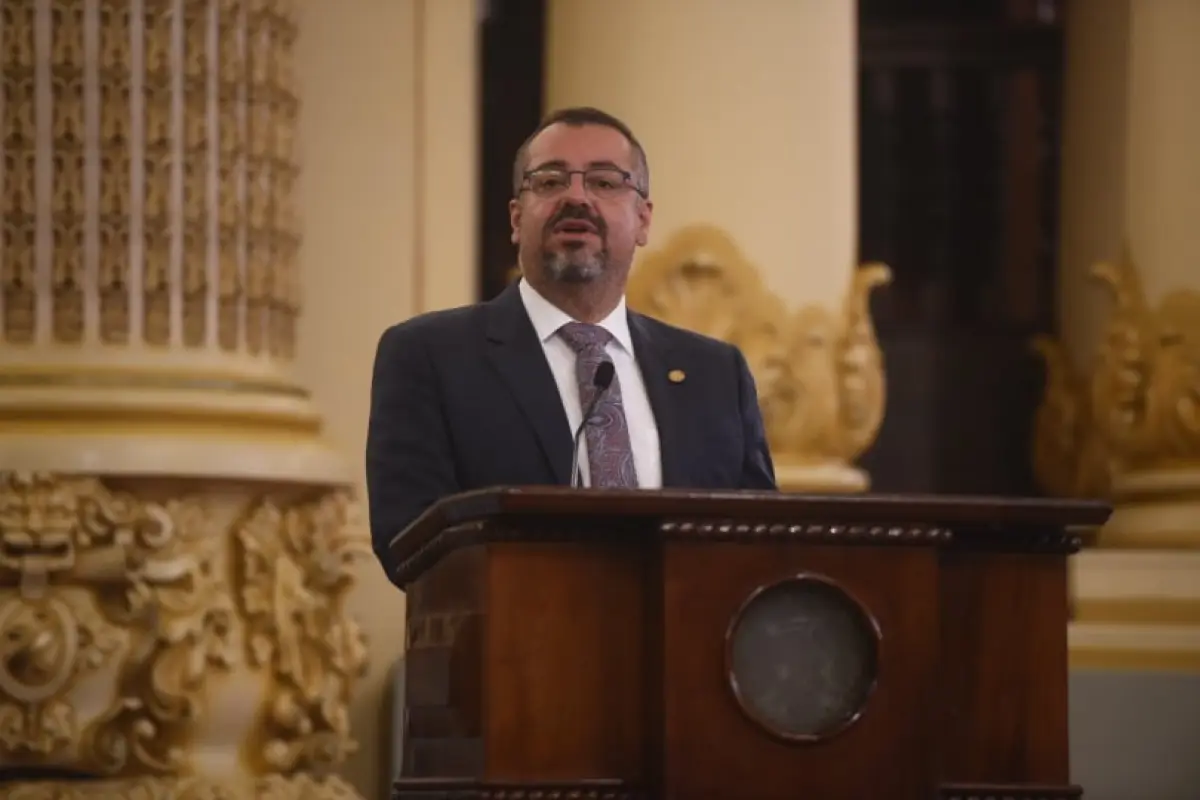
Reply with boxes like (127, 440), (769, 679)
(547, 2), (889, 492)
(1034, 0), (1200, 671)
(0, 1), (368, 797)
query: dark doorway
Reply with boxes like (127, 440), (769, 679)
(855, 0), (1066, 495)
(477, 0), (546, 301)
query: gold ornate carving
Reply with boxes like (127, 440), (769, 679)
(3, 773), (362, 799)
(51, 0), (87, 344)
(2, 0), (39, 344)
(235, 491), (370, 776)
(1033, 252), (1200, 497)
(98, 0), (133, 345)
(0, 472), (235, 775)
(1030, 337), (1111, 498)
(0, 592), (121, 756)
(627, 225), (891, 480)
(0, 0), (301, 363)
(182, 0), (210, 349)
(0, 473), (370, 796)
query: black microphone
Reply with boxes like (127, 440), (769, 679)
(570, 361), (616, 488)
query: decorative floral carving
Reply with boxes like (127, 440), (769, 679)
(0, 472), (236, 776)
(0, 591), (122, 757)
(235, 491), (370, 775)
(1030, 337), (1112, 498)
(83, 494), (238, 776)
(3, 773), (361, 799)
(627, 225), (891, 469)
(1033, 250), (1200, 496)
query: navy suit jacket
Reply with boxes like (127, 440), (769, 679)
(365, 283), (777, 573)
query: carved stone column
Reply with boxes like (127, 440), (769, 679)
(0, 1), (368, 798)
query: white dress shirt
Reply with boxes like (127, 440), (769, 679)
(517, 278), (662, 489)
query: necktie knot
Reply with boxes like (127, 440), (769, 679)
(558, 322), (612, 356)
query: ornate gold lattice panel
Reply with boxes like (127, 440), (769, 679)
(1, 0), (299, 356)
(627, 225), (891, 493)
(0, 0), (340, 482)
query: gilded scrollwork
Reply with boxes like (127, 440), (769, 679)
(627, 225), (891, 469)
(0, 472), (237, 777)
(0, 474), (125, 758)
(1030, 337), (1112, 498)
(235, 491), (370, 776)
(3, 773), (361, 800)
(1032, 251), (1200, 497)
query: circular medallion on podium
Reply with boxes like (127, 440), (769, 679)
(725, 574), (880, 742)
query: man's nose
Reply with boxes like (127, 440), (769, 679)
(561, 172), (591, 203)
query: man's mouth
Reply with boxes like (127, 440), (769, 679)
(554, 221), (598, 235)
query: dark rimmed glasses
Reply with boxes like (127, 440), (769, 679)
(520, 166), (648, 201)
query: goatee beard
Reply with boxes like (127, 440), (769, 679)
(543, 247), (608, 284)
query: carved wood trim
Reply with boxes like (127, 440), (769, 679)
(389, 516), (1086, 585)
(939, 784), (1083, 800)
(659, 519), (952, 544)
(393, 779), (646, 800)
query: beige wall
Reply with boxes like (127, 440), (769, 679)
(546, 0), (858, 308)
(294, 1), (477, 796)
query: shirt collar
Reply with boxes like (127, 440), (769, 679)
(517, 277), (633, 353)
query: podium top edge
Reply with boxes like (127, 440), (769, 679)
(385, 487), (1111, 584)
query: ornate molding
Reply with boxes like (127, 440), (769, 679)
(939, 785), (1081, 800)
(234, 491), (371, 775)
(1033, 250), (1200, 546)
(2, 773), (362, 799)
(627, 225), (890, 490)
(0, 472), (233, 772)
(0, 472), (370, 798)
(392, 780), (646, 800)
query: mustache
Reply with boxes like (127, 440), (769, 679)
(544, 204), (606, 236)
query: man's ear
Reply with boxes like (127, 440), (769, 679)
(509, 198), (522, 245)
(635, 198), (654, 247)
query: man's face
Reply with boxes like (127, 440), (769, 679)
(509, 123), (653, 288)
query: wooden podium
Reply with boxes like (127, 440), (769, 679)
(388, 487), (1109, 800)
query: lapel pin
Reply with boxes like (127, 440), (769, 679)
(668, 369), (686, 384)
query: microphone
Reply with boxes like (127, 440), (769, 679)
(570, 361), (616, 488)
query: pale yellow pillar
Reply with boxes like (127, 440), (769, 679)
(1041, 0), (1200, 675)
(0, 1), (368, 798)
(547, 1), (890, 493)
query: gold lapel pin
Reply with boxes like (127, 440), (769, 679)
(668, 369), (686, 384)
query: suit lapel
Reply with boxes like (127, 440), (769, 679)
(484, 285), (574, 485)
(629, 312), (688, 487)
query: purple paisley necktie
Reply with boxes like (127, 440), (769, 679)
(557, 322), (639, 488)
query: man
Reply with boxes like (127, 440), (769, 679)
(366, 107), (776, 575)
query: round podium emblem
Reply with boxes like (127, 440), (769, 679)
(725, 574), (880, 742)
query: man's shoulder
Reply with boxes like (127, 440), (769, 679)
(378, 301), (486, 348)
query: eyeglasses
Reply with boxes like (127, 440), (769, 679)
(521, 167), (647, 200)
